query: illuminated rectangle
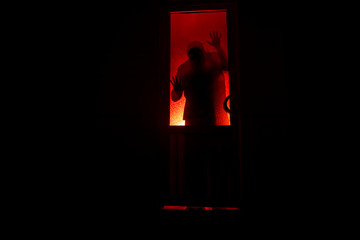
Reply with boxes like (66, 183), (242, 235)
(170, 10), (230, 126)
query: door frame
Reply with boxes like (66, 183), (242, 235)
(156, 0), (243, 209)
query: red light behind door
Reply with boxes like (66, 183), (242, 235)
(170, 10), (230, 126)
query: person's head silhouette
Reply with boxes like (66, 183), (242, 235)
(187, 41), (206, 64)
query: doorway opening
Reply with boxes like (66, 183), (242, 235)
(170, 10), (230, 126)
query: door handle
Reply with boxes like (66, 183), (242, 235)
(223, 95), (234, 113)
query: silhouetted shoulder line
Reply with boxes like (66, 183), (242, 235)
(177, 60), (191, 74)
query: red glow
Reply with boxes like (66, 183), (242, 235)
(162, 205), (188, 210)
(203, 207), (214, 211)
(162, 206), (239, 211)
(170, 10), (230, 126)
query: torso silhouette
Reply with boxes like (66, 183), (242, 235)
(177, 52), (225, 126)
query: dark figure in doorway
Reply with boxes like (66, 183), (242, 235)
(170, 31), (228, 126)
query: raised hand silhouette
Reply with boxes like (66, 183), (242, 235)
(170, 75), (182, 92)
(206, 31), (222, 49)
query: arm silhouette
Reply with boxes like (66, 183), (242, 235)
(206, 31), (228, 71)
(170, 75), (183, 102)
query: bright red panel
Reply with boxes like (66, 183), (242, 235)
(170, 10), (230, 126)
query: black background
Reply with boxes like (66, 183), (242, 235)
(13, 0), (344, 232)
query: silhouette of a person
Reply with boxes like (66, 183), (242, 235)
(171, 31), (228, 126)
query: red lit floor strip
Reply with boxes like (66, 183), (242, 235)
(162, 206), (239, 211)
(162, 206), (188, 210)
